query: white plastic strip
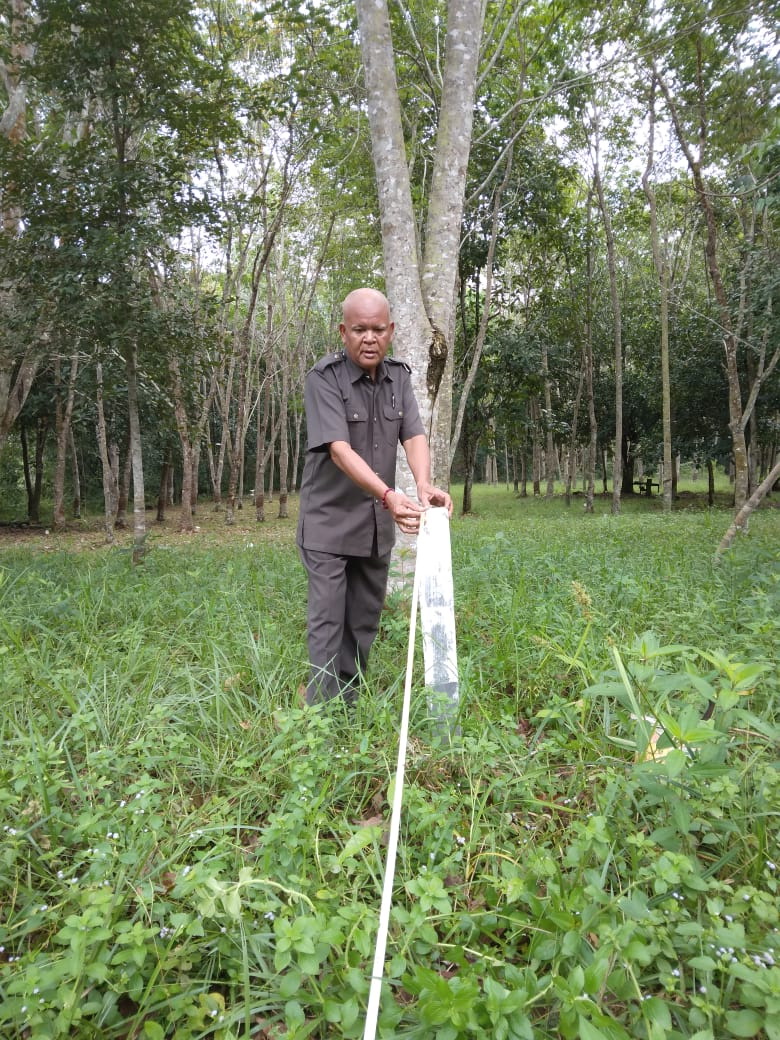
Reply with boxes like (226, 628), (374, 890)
(363, 508), (458, 1040)
(362, 535), (421, 1040)
(417, 507), (459, 725)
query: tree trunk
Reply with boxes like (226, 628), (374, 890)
(21, 417), (47, 524)
(591, 154), (623, 516)
(0, 0), (40, 461)
(565, 350), (585, 507)
(356, 0), (484, 484)
(707, 458), (715, 507)
(716, 459), (780, 558)
(461, 427), (479, 515)
(450, 144), (514, 467)
(116, 443), (130, 529)
(530, 398), (541, 496)
(156, 447), (171, 522)
(642, 80), (674, 513)
(95, 362), (117, 543)
(542, 338), (556, 499)
(210, 357), (233, 509)
(254, 366), (271, 523)
(169, 358), (215, 534)
(125, 343), (146, 563)
(656, 64), (758, 513)
(583, 192), (598, 515)
(52, 354), (80, 530)
(69, 427), (81, 518)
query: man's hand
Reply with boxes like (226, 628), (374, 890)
(386, 489), (425, 534)
(417, 482), (453, 518)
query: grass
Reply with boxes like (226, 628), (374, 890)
(0, 484), (778, 1039)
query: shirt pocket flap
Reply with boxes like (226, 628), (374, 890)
(345, 400), (368, 422)
(383, 404), (404, 421)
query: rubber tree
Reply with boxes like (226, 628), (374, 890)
(354, 0), (485, 485)
(646, 0), (779, 512)
(0, 0), (41, 460)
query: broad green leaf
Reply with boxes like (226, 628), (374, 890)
(724, 1009), (764, 1037)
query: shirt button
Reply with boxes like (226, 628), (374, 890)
(353, 413), (359, 419)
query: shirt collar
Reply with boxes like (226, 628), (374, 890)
(343, 353), (393, 384)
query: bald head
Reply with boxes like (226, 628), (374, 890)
(339, 287), (395, 379)
(341, 288), (390, 323)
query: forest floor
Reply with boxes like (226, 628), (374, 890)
(0, 483), (772, 555)
(1, 483), (779, 1038)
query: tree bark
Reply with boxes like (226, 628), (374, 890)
(125, 342), (147, 563)
(642, 79), (674, 513)
(590, 144), (623, 516)
(450, 146), (514, 469)
(584, 194), (597, 515)
(565, 350), (585, 507)
(156, 447), (171, 522)
(355, 0), (484, 486)
(21, 417), (47, 524)
(542, 337), (556, 499)
(95, 362), (117, 543)
(69, 427), (81, 518)
(716, 459), (780, 558)
(52, 354), (80, 530)
(656, 62), (755, 512)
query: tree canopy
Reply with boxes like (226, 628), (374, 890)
(0, 0), (777, 532)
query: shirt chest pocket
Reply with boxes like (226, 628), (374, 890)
(345, 399), (369, 454)
(381, 404), (403, 446)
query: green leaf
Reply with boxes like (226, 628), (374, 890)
(688, 956), (717, 970)
(338, 826), (382, 864)
(279, 969), (302, 998)
(724, 1009), (764, 1037)
(578, 1015), (609, 1040)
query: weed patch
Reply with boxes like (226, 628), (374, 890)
(0, 491), (778, 1038)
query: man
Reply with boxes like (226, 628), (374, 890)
(297, 287), (453, 706)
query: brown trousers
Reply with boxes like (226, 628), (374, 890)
(298, 545), (391, 705)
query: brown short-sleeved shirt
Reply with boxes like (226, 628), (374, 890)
(296, 351), (425, 557)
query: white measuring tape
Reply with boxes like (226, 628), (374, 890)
(363, 507), (458, 1040)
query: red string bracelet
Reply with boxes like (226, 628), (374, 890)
(382, 487), (395, 509)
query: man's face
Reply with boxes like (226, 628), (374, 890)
(339, 292), (394, 379)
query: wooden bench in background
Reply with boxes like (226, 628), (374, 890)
(633, 478), (661, 496)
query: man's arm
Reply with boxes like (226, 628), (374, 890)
(403, 434), (453, 516)
(328, 439), (443, 529)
